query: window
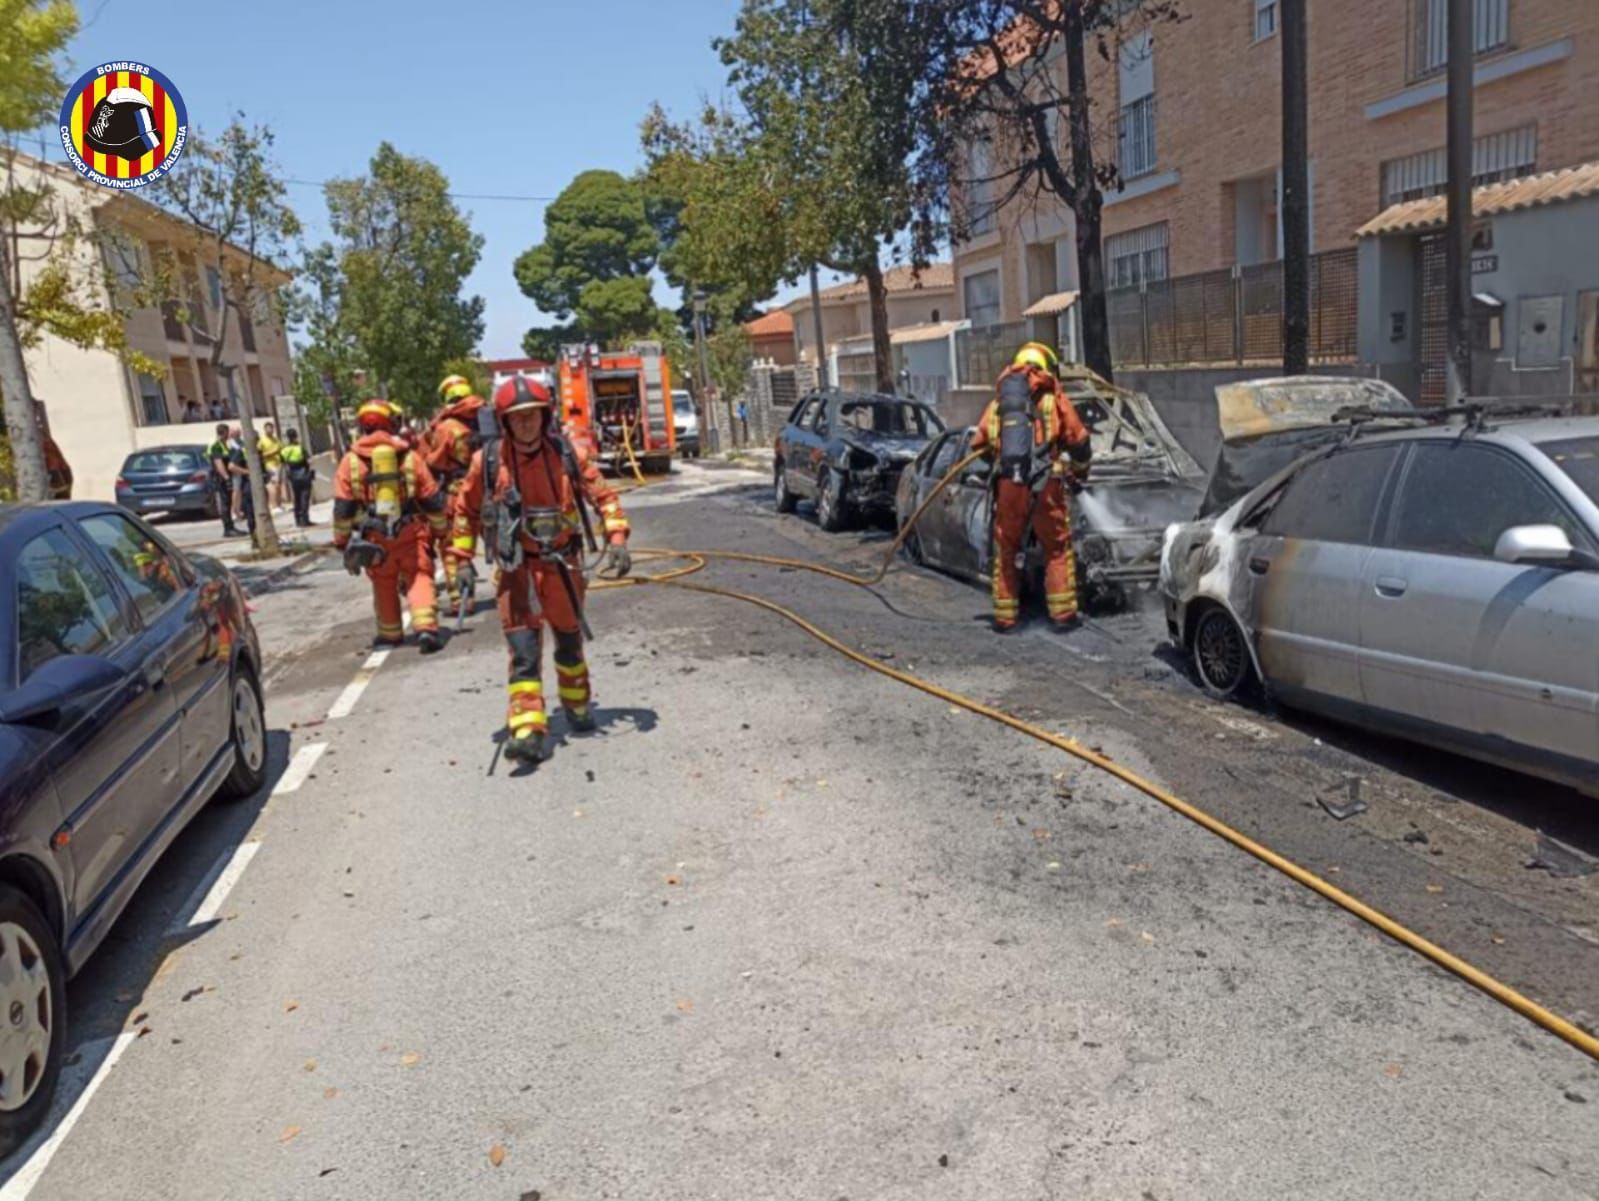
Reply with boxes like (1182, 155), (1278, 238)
(206, 265), (223, 312)
(1414, 0), (1510, 78)
(15, 529), (129, 682)
(136, 373), (168, 426)
(1117, 31), (1157, 179)
(1261, 447), (1401, 544)
(839, 401), (942, 437)
(928, 435), (962, 481)
(1392, 443), (1578, 558)
(1254, 0), (1278, 40)
(125, 450), (204, 473)
(966, 136), (995, 237)
(104, 238), (144, 294)
(79, 513), (184, 622)
(1105, 223), (1170, 289)
(1379, 124), (1537, 206)
(963, 269), (1002, 328)
(800, 397), (828, 432)
(1538, 437), (1599, 509)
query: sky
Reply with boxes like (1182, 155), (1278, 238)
(54, 0), (767, 358)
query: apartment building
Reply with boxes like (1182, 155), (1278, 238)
(11, 150), (295, 501)
(953, 0), (1599, 380)
(785, 263), (956, 373)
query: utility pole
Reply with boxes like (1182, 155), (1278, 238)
(692, 288), (717, 453)
(1281, 0), (1311, 376)
(1445, 0), (1475, 404)
(808, 264), (829, 389)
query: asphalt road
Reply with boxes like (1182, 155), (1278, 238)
(4, 461), (1597, 1200)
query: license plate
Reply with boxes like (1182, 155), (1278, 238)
(142, 497), (176, 508)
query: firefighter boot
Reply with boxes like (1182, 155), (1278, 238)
(418, 630), (443, 654)
(554, 630), (596, 733)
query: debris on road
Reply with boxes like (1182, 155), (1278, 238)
(1318, 775), (1368, 821)
(1527, 834), (1597, 879)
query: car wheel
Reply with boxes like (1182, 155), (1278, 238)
(817, 468), (850, 532)
(1192, 607), (1253, 700)
(0, 886), (66, 1160)
(774, 461), (798, 513)
(218, 666), (267, 800)
(903, 527), (924, 564)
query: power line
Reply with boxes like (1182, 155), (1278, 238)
(281, 178), (556, 203)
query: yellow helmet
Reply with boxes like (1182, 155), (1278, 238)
(1013, 342), (1059, 376)
(438, 374), (473, 403)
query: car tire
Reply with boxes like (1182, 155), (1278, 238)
(1192, 607), (1253, 700)
(0, 885), (67, 1160)
(774, 461), (798, 513)
(903, 528), (924, 564)
(218, 666), (267, 800)
(816, 468), (850, 532)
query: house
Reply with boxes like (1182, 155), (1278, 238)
(950, 0), (1599, 403)
(745, 309), (797, 367)
(10, 150), (295, 501)
(785, 263), (956, 386)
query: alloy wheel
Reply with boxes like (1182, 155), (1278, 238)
(233, 676), (265, 774)
(1194, 609), (1250, 698)
(0, 923), (52, 1113)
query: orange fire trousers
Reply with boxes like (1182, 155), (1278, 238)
(365, 521), (439, 643)
(991, 475), (1076, 628)
(497, 549), (592, 736)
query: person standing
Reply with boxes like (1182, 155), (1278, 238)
(226, 427), (256, 535)
(425, 374), (487, 609)
(206, 423), (243, 537)
(449, 376), (631, 764)
(280, 429), (315, 527)
(257, 420), (286, 511)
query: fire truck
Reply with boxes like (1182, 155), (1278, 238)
(555, 342), (677, 475)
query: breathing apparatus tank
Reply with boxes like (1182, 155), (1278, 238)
(369, 442), (403, 533)
(997, 372), (1038, 485)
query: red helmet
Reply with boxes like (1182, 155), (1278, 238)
(494, 375), (554, 422)
(357, 400), (398, 432)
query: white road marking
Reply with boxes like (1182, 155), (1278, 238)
(185, 841), (261, 927)
(327, 648), (390, 719)
(0, 1032), (136, 1200)
(272, 742), (327, 795)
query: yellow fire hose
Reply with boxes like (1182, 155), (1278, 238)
(618, 417), (647, 485)
(585, 451), (1599, 1065)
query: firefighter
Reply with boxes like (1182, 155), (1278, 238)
(448, 376), (631, 765)
(971, 343), (1092, 633)
(427, 374), (488, 609)
(332, 400), (449, 652)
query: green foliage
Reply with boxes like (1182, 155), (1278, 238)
(0, 0), (77, 136)
(514, 170), (660, 350)
(521, 325), (571, 362)
(320, 143), (485, 409)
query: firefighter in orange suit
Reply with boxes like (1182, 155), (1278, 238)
(449, 376), (631, 765)
(427, 374), (487, 608)
(332, 400), (449, 652)
(971, 343), (1093, 633)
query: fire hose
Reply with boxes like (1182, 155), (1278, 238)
(577, 449), (1599, 1067)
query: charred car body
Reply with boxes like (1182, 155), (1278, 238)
(1161, 404), (1599, 797)
(895, 367), (1204, 612)
(775, 392), (944, 531)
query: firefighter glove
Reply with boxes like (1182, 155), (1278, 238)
(343, 540), (386, 575)
(598, 542), (632, 580)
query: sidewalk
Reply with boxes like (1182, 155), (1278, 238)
(155, 499), (338, 595)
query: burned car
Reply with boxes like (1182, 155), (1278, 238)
(1161, 407), (1599, 797)
(895, 367), (1205, 612)
(775, 391), (944, 531)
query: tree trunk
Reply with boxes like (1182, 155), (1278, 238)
(213, 294), (282, 557)
(1065, 1), (1115, 383)
(0, 233), (49, 502)
(863, 254), (895, 394)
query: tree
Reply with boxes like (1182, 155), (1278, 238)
(0, 0), (78, 501)
(877, 0), (1183, 381)
(322, 143), (485, 408)
(150, 118), (301, 556)
(514, 170), (661, 349)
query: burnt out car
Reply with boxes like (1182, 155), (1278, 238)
(895, 367), (1204, 612)
(774, 392), (945, 531)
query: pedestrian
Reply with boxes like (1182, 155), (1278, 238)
(182, 398), (201, 422)
(449, 376), (631, 765)
(257, 420), (286, 511)
(331, 401), (447, 652)
(737, 400), (749, 446)
(970, 342), (1092, 633)
(207, 398), (225, 422)
(280, 429), (315, 527)
(227, 427), (255, 534)
(206, 423), (243, 536)
(34, 402), (72, 500)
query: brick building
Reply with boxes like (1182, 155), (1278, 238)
(952, 0), (1599, 372)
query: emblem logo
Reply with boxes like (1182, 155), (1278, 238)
(59, 61), (188, 190)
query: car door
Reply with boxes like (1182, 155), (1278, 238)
(1241, 445), (1403, 706)
(1360, 440), (1599, 759)
(781, 396), (824, 498)
(14, 525), (182, 932)
(77, 512), (230, 790)
(911, 433), (961, 569)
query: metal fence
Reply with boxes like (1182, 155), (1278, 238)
(1109, 248), (1359, 369)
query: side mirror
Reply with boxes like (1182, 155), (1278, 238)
(1492, 524), (1594, 569)
(0, 654), (126, 724)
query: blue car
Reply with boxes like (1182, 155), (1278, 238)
(0, 502), (264, 1152)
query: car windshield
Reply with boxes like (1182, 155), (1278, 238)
(674, 395), (696, 415)
(838, 400), (940, 436)
(125, 450), (200, 472)
(1539, 437), (1599, 506)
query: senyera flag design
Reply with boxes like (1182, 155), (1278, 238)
(59, 62), (188, 189)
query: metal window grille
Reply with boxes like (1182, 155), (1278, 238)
(136, 374), (168, 426)
(966, 138), (995, 236)
(1414, 0), (1510, 78)
(1105, 223), (1170, 290)
(1380, 123), (1537, 206)
(1255, 0), (1278, 39)
(1118, 94), (1158, 180)
(963, 270), (1002, 328)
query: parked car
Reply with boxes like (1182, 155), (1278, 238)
(1160, 409), (1599, 796)
(672, 390), (701, 459)
(114, 445), (219, 520)
(895, 367), (1205, 611)
(774, 391), (945, 530)
(0, 502), (264, 1152)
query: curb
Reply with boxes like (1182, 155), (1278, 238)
(240, 547), (327, 598)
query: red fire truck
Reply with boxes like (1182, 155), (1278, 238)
(555, 342), (677, 475)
